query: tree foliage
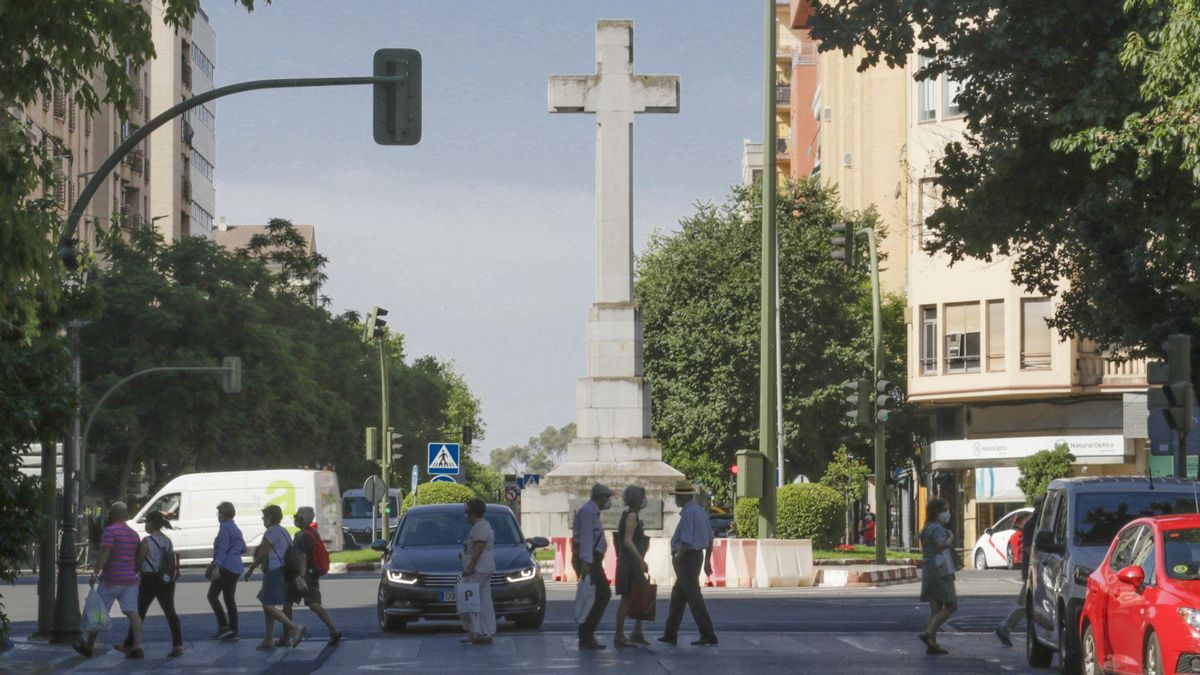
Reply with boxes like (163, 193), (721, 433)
(489, 423), (576, 475)
(400, 481), (476, 514)
(807, 0), (1200, 365)
(636, 180), (913, 499)
(1017, 445), (1076, 502)
(821, 446), (870, 544)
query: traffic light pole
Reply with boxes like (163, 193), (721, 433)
(378, 339), (391, 542)
(864, 229), (886, 565)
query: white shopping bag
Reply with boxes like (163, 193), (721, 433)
(573, 575), (595, 624)
(455, 579), (481, 615)
(81, 585), (112, 633)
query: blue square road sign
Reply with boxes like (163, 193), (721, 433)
(427, 443), (460, 476)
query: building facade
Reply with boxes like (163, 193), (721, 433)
(149, 1), (217, 241)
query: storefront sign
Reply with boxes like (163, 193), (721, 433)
(932, 434), (1126, 464)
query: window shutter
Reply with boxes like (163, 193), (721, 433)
(1021, 298), (1052, 369)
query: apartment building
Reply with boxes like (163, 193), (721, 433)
(149, 1), (217, 241)
(904, 51), (1149, 549)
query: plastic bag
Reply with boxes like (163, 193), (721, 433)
(81, 585), (111, 633)
(573, 575), (595, 624)
(455, 579), (480, 615)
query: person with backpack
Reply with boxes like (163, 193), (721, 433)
(244, 504), (305, 650)
(118, 511), (183, 657)
(279, 506), (341, 646)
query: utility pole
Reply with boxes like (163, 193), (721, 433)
(50, 321), (82, 643)
(34, 440), (57, 639)
(364, 306), (391, 541)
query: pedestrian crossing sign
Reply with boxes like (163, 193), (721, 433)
(427, 443), (460, 475)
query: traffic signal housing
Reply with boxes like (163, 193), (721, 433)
(221, 356), (242, 394)
(875, 379), (899, 423)
(363, 306), (389, 341)
(1148, 334), (1194, 433)
(830, 222), (854, 264)
(841, 378), (872, 428)
(373, 49), (422, 146)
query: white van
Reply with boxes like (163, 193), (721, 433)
(130, 469), (343, 560)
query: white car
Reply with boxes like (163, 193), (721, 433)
(971, 507), (1033, 570)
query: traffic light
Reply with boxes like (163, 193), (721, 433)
(363, 306), (389, 341)
(221, 356), (242, 394)
(1148, 334), (1194, 433)
(373, 48), (422, 146)
(841, 378), (872, 428)
(830, 222), (854, 264)
(463, 424), (473, 447)
(875, 379), (899, 423)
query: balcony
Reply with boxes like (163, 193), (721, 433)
(181, 177), (191, 202)
(181, 62), (192, 90)
(1078, 353), (1147, 388)
(125, 148), (144, 174)
(776, 137), (790, 159)
(182, 120), (194, 146)
(130, 86), (143, 113)
(775, 84), (791, 107)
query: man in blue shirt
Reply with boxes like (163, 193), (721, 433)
(573, 483), (613, 650)
(659, 479), (718, 646)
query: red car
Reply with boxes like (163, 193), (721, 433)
(1080, 514), (1200, 675)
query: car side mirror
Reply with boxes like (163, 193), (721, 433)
(1117, 565), (1145, 588)
(985, 527), (993, 535)
(370, 539), (390, 553)
(527, 536), (550, 550)
(1034, 530), (1061, 554)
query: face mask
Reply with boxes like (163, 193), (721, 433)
(937, 511), (951, 524)
(600, 499), (613, 511)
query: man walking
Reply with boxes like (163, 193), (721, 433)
(208, 501), (245, 641)
(659, 480), (718, 647)
(280, 507), (342, 646)
(995, 495), (1044, 647)
(573, 483), (613, 651)
(74, 502), (143, 659)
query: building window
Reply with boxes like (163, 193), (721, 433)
(943, 77), (964, 118)
(194, 104), (215, 131)
(190, 202), (213, 235)
(943, 302), (981, 373)
(190, 149), (214, 181)
(916, 178), (940, 247)
(921, 306), (938, 374)
(916, 56), (937, 122)
(751, 169), (763, 184)
(987, 300), (1005, 371)
(192, 43), (215, 80)
(1021, 297), (1053, 370)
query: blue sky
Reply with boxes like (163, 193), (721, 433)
(205, 0), (765, 457)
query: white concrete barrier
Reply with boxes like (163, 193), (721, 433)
(752, 538), (815, 587)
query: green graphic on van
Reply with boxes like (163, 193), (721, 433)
(266, 480), (297, 517)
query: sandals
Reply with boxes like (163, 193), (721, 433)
(613, 636), (633, 648)
(628, 633), (650, 646)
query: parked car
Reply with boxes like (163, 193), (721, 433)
(1027, 476), (1200, 673)
(373, 503), (549, 632)
(973, 506), (1034, 570)
(342, 487), (401, 549)
(1080, 514), (1200, 675)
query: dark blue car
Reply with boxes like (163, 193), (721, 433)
(373, 503), (548, 632)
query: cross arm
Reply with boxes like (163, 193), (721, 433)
(633, 75), (680, 113)
(548, 75), (597, 113)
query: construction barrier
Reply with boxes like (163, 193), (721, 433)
(705, 539), (728, 587)
(753, 538), (815, 587)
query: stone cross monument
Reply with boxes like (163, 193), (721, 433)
(520, 20), (685, 539)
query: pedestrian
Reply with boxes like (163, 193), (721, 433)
(613, 485), (651, 648)
(860, 513), (877, 546)
(659, 479), (718, 647)
(208, 501), (245, 642)
(73, 502), (143, 659)
(119, 511), (183, 657)
(919, 498), (958, 655)
(573, 483), (613, 650)
(459, 497), (496, 645)
(994, 495), (1044, 647)
(244, 504), (305, 650)
(278, 507), (340, 646)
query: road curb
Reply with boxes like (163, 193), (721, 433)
(813, 558), (919, 567)
(328, 562), (381, 574)
(814, 565), (919, 587)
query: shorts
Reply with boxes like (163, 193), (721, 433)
(257, 568), (288, 607)
(98, 582), (139, 614)
(287, 576), (322, 606)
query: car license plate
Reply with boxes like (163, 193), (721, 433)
(439, 590), (456, 602)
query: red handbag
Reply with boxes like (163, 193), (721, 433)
(628, 577), (657, 621)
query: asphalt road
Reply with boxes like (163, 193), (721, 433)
(1, 569), (1048, 673)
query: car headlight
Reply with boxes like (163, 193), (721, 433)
(505, 566), (537, 583)
(386, 570), (419, 585)
(1179, 608), (1200, 634)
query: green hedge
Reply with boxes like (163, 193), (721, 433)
(731, 484), (844, 548)
(400, 481), (476, 514)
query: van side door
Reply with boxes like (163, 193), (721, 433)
(1031, 489), (1064, 643)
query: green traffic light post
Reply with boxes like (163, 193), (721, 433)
(1148, 334), (1194, 478)
(363, 306), (392, 541)
(50, 49), (422, 643)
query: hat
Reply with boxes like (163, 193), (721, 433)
(673, 480), (698, 495)
(590, 483), (614, 499)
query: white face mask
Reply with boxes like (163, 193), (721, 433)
(937, 511), (951, 524)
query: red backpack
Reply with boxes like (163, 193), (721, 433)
(302, 527), (330, 576)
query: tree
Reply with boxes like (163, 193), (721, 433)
(820, 446), (870, 545)
(636, 179), (913, 500)
(807, 0), (1200, 367)
(1017, 444), (1076, 503)
(488, 423), (576, 475)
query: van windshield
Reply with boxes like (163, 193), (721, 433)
(343, 496), (398, 519)
(1074, 492), (1198, 546)
(395, 511), (522, 547)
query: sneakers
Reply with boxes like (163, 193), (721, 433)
(220, 632), (239, 642)
(656, 635), (677, 646)
(994, 628), (1013, 648)
(71, 642), (93, 658)
(691, 637), (719, 646)
(211, 627), (231, 639)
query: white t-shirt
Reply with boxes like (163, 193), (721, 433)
(464, 519), (495, 574)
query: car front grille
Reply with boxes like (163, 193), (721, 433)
(419, 572), (506, 587)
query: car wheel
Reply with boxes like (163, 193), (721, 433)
(975, 549), (988, 571)
(1006, 543), (1016, 571)
(1144, 631), (1163, 675)
(1027, 603), (1054, 668)
(1059, 604), (1082, 675)
(1081, 624), (1101, 675)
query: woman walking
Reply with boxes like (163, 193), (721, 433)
(614, 485), (651, 648)
(460, 498), (496, 645)
(208, 501), (245, 641)
(244, 505), (305, 650)
(919, 498), (959, 655)
(120, 511), (183, 657)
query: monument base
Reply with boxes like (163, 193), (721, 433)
(519, 438), (685, 539)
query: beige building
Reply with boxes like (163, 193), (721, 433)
(149, 2), (217, 241)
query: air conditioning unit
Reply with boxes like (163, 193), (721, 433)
(946, 332), (964, 358)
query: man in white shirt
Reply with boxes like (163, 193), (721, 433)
(573, 483), (613, 650)
(659, 479), (718, 646)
